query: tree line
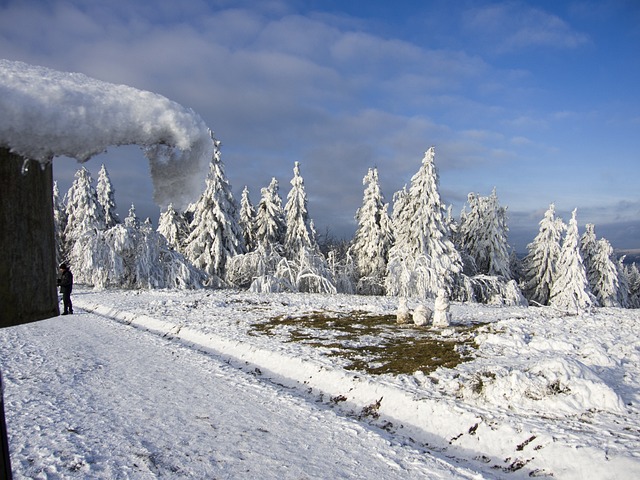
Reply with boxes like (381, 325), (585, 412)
(54, 139), (640, 310)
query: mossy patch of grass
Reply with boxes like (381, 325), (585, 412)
(250, 310), (481, 376)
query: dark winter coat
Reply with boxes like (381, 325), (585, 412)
(59, 269), (73, 294)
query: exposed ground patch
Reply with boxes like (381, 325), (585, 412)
(249, 310), (482, 375)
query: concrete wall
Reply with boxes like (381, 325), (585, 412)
(0, 148), (59, 327)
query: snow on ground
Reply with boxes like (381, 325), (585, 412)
(2, 287), (639, 479)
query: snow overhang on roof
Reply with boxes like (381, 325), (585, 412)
(0, 59), (213, 208)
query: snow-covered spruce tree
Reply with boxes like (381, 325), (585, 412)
(254, 177), (286, 249)
(281, 161), (335, 293)
(521, 203), (565, 306)
(239, 186), (257, 252)
(157, 203), (188, 251)
(549, 209), (595, 312)
(589, 238), (621, 307)
(284, 161), (317, 258)
(73, 218), (205, 289)
(350, 167), (394, 295)
(96, 163), (120, 228)
(183, 138), (245, 285)
(625, 263), (640, 308)
(616, 257), (631, 308)
(124, 204), (140, 229)
(326, 248), (356, 294)
(64, 166), (105, 241)
(580, 223), (598, 291)
(385, 147), (462, 299)
(53, 181), (67, 265)
(458, 188), (512, 279)
(227, 178), (286, 289)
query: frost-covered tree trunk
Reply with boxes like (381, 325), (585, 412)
(385, 147), (462, 298)
(255, 177), (286, 250)
(284, 162), (318, 259)
(549, 209), (595, 312)
(589, 238), (621, 307)
(350, 167), (393, 295)
(96, 163), (120, 228)
(157, 203), (188, 251)
(183, 138), (245, 284)
(53, 181), (67, 265)
(239, 186), (257, 252)
(521, 203), (565, 306)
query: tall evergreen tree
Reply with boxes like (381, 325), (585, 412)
(255, 178), (286, 249)
(284, 162), (317, 259)
(157, 203), (188, 251)
(64, 166), (105, 243)
(350, 167), (393, 294)
(385, 147), (462, 298)
(183, 138), (245, 283)
(580, 223), (598, 292)
(239, 186), (257, 252)
(626, 263), (640, 308)
(521, 203), (565, 306)
(590, 238), (621, 307)
(96, 164), (120, 228)
(458, 188), (511, 278)
(124, 204), (140, 229)
(549, 209), (594, 312)
(616, 257), (631, 308)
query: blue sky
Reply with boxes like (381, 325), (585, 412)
(1, 0), (638, 252)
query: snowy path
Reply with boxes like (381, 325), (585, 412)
(0, 311), (483, 479)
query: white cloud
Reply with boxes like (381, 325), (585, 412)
(463, 2), (589, 52)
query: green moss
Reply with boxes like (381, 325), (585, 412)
(250, 310), (481, 376)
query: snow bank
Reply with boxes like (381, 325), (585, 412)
(0, 59), (213, 208)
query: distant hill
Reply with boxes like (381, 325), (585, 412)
(617, 249), (640, 265)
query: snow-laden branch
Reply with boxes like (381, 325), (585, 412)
(0, 59), (213, 208)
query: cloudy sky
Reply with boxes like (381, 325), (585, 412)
(1, 0), (638, 252)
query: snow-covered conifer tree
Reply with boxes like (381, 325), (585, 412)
(284, 162), (318, 258)
(616, 257), (631, 308)
(385, 147), (462, 298)
(71, 221), (205, 289)
(124, 204), (140, 229)
(580, 223), (598, 290)
(458, 188), (512, 279)
(96, 164), (120, 228)
(350, 167), (393, 295)
(64, 166), (105, 245)
(255, 178), (286, 249)
(53, 181), (67, 264)
(239, 186), (257, 252)
(521, 203), (565, 306)
(589, 238), (621, 307)
(549, 209), (595, 312)
(157, 203), (188, 251)
(183, 138), (245, 283)
(626, 263), (640, 308)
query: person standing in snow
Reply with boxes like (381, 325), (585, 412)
(57, 263), (73, 315)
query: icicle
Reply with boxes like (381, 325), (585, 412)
(20, 158), (30, 175)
